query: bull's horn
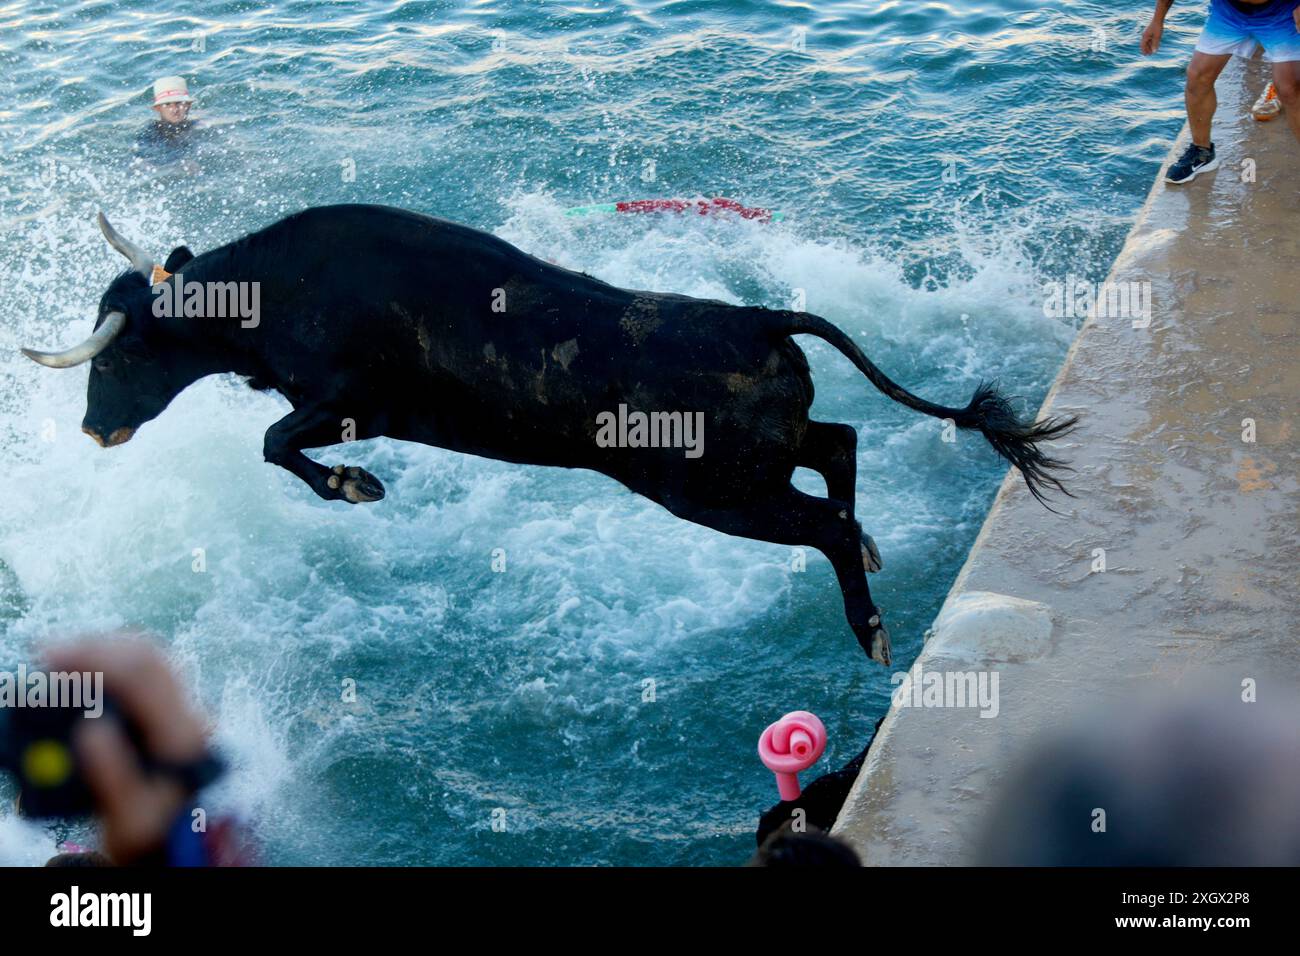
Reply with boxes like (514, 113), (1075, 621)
(21, 311), (126, 369)
(97, 212), (153, 278)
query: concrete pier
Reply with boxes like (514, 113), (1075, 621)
(831, 58), (1299, 864)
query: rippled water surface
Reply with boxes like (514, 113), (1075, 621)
(0, 1), (1201, 864)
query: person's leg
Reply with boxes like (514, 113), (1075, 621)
(1255, 0), (1300, 140)
(1274, 60), (1300, 142)
(1186, 52), (1234, 147)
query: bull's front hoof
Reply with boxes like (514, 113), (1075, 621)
(328, 464), (385, 503)
(861, 531), (883, 573)
(867, 613), (892, 667)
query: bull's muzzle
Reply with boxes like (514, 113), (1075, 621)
(82, 425), (136, 448)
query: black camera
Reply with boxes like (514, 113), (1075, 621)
(0, 691), (135, 818)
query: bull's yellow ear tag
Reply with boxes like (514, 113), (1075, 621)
(151, 265), (172, 285)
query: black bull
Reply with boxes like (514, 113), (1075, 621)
(23, 204), (1077, 664)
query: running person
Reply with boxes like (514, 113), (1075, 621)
(1141, 1), (1300, 183)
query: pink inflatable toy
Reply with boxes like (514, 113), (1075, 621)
(757, 710), (827, 800)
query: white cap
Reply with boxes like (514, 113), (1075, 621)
(152, 76), (195, 106)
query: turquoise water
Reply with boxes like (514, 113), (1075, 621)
(0, 1), (1199, 864)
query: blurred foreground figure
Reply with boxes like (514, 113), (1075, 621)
(746, 821), (861, 867)
(20, 637), (252, 866)
(975, 682), (1300, 865)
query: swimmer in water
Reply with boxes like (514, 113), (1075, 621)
(135, 75), (202, 172)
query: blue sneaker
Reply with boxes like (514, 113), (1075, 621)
(1165, 142), (1218, 184)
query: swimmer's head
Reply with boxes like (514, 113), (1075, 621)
(151, 75), (195, 125)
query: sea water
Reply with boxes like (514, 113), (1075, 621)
(0, 0), (1199, 864)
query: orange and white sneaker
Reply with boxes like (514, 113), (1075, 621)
(1251, 83), (1281, 121)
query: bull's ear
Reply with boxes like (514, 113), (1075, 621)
(164, 245), (195, 272)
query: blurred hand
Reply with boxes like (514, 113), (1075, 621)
(1141, 18), (1163, 55)
(44, 637), (211, 864)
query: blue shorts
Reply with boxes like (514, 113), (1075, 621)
(1195, 0), (1300, 62)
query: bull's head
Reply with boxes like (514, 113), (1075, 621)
(22, 213), (207, 448)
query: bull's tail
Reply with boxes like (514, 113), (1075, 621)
(771, 309), (1079, 508)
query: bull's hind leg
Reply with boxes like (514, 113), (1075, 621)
(798, 421), (882, 573)
(799, 421), (857, 502)
(687, 485), (892, 665)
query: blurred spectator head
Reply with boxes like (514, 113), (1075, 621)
(975, 681), (1300, 865)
